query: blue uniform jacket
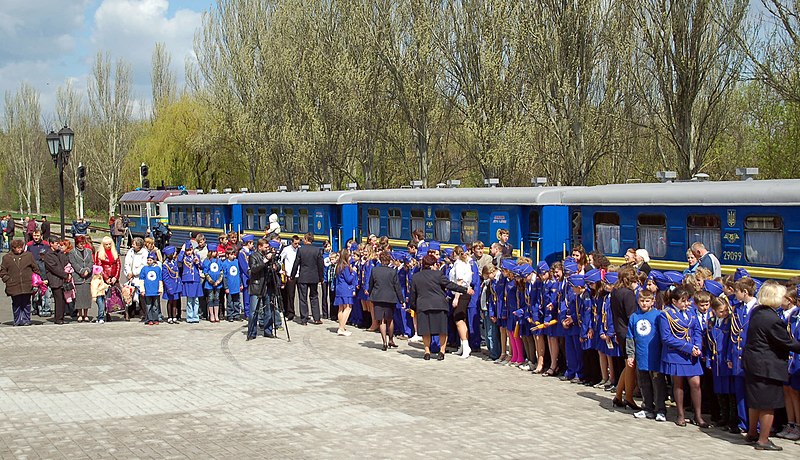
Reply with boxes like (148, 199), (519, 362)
(789, 311), (800, 375)
(578, 292), (595, 348)
(705, 315), (732, 377)
(221, 259), (241, 294)
(658, 305), (702, 365)
(502, 277), (516, 321)
(139, 264), (162, 296)
(334, 266), (358, 298)
(729, 301), (755, 376)
(487, 276), (503, 318)
(161, 259), (181, 296)
(177, 251), (202, 283)
(237, 248), (251, 286)
(203, 257), (223, 290)
(559, 285), (579, 337)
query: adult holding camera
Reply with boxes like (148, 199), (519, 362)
(247, 238), (279, 340)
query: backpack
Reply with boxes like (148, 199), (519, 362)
(105, 286), (125, 314)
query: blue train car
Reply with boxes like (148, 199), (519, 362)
(563, 180), (800, 279)
(228, 191), (357, 250)
(162, 192), (236, 248)
(350, 187), (574, 263)
(119, 189), (188, 238)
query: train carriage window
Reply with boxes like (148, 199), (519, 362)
(687, 215), (721, 257)
(745, 216), (783, 265)
(411, 209), (425, 235)
(205, 208), (212, 227)
(178, 208), (186, 226)
(140, 204), (147, 219)
(367, 209), (380, 236)
(258, 208), (267, 230)
(170, 209), (178, 225)
(462, 210), (479, 244)
(388, 209), (402, 239)
(246, 209), (255, 230)
(299, 209), (309, 233)
(213, 209), (221, 227)
(571, 211), (582, 245)
(284, 209), (294, 232)
(637, 214), (667, 258)
(435, 210), (451, 242)
(594, 212), (620, 255)
(529, 210), (541, 236)
(196, 208), (203, 227)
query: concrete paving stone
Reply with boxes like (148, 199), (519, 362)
(0, 290), (795, 459)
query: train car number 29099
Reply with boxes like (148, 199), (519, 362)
(723, 251), (742, 261)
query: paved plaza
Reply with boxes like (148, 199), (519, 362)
(0, 293), (795, 459)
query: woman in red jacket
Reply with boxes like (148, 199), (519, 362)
(95, 236), (120, 286)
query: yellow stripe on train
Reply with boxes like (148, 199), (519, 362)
(605, 257), (800, 280)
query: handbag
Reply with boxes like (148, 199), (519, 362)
(105, 286), (125, 313)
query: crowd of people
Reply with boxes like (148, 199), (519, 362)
(1, 213), (799, 451)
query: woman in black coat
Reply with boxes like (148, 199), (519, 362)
(409, 254), (472, 361)
(743, 281), (800, 451)
(368, 252), (404, 351)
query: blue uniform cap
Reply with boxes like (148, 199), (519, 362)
(704, 280), (724, 298)
(537, 261), (550, 274)
(349, 243), (359, 252)
(147, 252), (157, 260)
(442, 247), (453, 258)
(664, 271), (684, 285)
(206, 243), (218, 253)
(563, 257), (578, 275)
(184, 241), (193, 250)
(518, 264), (534, 278)
(500, 259), (518, 272)
(242, 234), (254, 243)
(647, 269), (662, 281)
(734, 268), (750, 281)
(584, 269), (602, 284)
(568, 274), (585, 287)
(428, 241), (441, 251)
(651, 272), (672, 292)
(163, 246), (176, 256)
(754, 279), (763, 294)
(269, 240), (281, 249)
(605, 271), (619, 284)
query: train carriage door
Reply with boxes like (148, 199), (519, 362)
(571, 209), (582, 247)
(528, 209), (541, 262)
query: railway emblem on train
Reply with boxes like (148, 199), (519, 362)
(724, 233), (740, 244)
(727, 209), (736, 227)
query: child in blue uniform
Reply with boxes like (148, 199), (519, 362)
(528, 261), (549, 373)
(542, 261), (564, 376)
(776, 287), (800, 440)
(179, 242), (203, 323)
(706, 295), (736, 432)
(221, 247), (243, 321)
(203, 243), (223, 323)
(658, 286), (708, 427)
(580, 269), (602, 385)
(334, 248), (357, 336)
(497, 259), (515, 363)
(482, 264), (501, 360)
(161, 246), (182, 324)
(597, 271), (620, 389)
(562, 273), (585, 382)
(730, 277), (758, 433)
(139, 252), (162, 325)
(627, 289), (665, 421)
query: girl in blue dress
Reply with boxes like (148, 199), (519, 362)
(542, 261), (565, 376)
(178, 242), (203, 323)
(596, 271), (619, 389)
(658, 286), (708, 427)
(161, 246), (182, 324)
(706, 296), (736, 431)
(333, 248), (357, 336)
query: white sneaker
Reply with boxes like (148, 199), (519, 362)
(452, 347), (463, 355)
(338, 329), (352, 337)
(786, 426), (800, 441)
(461, 347), (472, 359)
(97, 319), (105, 324)
(655, 413), (667, 422)
(633, 410), (648, 419)
(408, 335), (422, 343)
(518, 362), (530, 371)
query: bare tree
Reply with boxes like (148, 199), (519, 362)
(56, 80), (85, 218)
(151, 42), (177, 119)
(85, 52), (134, 217)
(3, 83), (47, 214)
(630, 0), (748, 178)
(745, 1), (800, 104)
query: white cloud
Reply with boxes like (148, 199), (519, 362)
(0, 0), (89, 62)
(91, 0), (203, 98)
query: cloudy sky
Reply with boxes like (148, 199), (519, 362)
(0, 0), (214, 123)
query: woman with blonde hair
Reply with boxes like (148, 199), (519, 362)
(95, 236), (121, 288)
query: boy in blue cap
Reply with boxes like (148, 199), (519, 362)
(179, 242), (203, 323)
(161, 246), (181, 324)
(203, 243), (223, 323)
(139, 252), (163, 325)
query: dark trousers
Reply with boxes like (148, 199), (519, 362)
(199, 294), (208, 319)
(717, 393), (738, 428)
(11, 294), (31, 326)
(297, 283), (320, 323)
(637, 369), (667, 415)
(247, 294), (275, 338)
(582, 349), (601, 384)
(701, 368), (719, 418)
(52, 287), (66, 322)
(321, 282), (330, 319)
(281, 278), (297, 319)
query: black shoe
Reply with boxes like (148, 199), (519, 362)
(388, 342), (398, 349)
(263, 333), (275, 339)
(625, 400), (641, 411)
(612, 397), (625, 408)
(437, 352), (445, 361)
(382, 344), (388, 351)
(423, 353), (431, 361)
(730, 426), (744, 434)
(754, 441), (782, 451)
(246, 336), (255, 341)
(300, 321), (308, 326)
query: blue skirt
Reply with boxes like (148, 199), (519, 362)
(333, 295), (353, 306)
(581, 336), (596, 351)
(549, 321), (565, 337)
(713, 375), (734, 394)
(661, 360), (703, 377)
(162, 291), (181, 301)
(181, 281), (204, 298)
(596, 338), (621, 357)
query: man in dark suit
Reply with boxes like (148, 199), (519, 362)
(40, 216), (51, 240)
(291, 233), (324, 325)
(42, 237), (69, 324)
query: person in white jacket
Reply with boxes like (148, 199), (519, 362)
(124, 237), (149, 319)
(449, 246), (473, 358)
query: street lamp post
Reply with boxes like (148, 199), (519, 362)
(46, 126), (74, 238)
